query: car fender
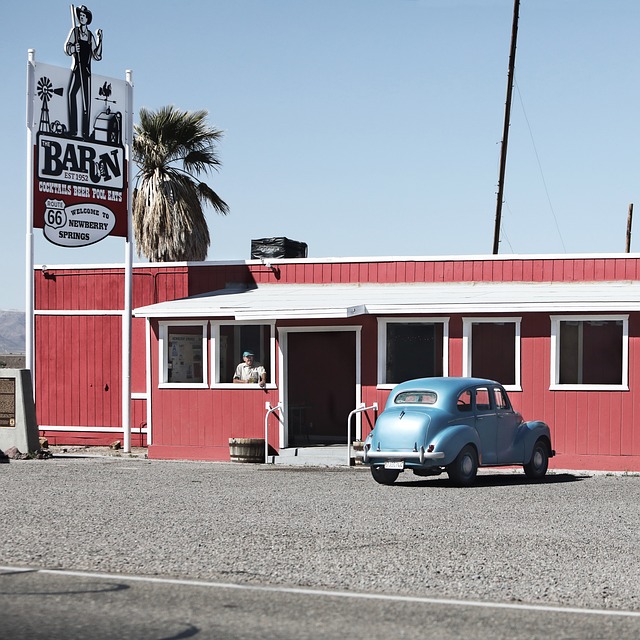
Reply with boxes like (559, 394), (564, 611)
(522, 421), (553, 461)
(432, 424), (481, 466)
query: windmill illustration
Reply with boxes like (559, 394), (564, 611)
(37, 76), (64, 133)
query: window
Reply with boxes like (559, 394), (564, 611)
(213, 322), (275, 387)
(462, 318), (521, 390)
(550, 315), (628, 390)
(378, 318), (449, 387)
(475, 387), (491, 411)
(493, 386), (510, 411)
(395, 391), (437, 405)
(457, 389), (472, 412)
(159, 322), (208, 388)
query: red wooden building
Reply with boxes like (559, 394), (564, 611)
(34, 253), (640, 471)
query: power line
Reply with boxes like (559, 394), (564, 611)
(515, 81), (567, 252)
(501, 201), (516, 253)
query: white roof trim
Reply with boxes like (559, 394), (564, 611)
(133, 281), (640, 320)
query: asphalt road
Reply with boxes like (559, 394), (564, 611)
(1, 456), (639, 639)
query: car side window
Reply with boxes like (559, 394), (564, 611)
(457, 389), (473, 412)
(493, 387), (510, 411)
(475, 387), (492, 411)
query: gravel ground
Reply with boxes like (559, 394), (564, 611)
(2, 456), (640, 612)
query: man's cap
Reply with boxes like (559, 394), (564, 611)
(243, 351), (255, 357)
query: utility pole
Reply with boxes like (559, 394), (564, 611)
(626, 203), (633, 253)
(492, 0), (520, 254)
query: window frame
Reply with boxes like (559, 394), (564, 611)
(377, 317), (449, 389)
(462, 317), (522, 391)
(211, 320), (277, 389)
(550, 314), (629, 391)
(158, 321), (209, 389)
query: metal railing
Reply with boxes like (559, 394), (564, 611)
(264, 402), (283, 464)
(347, 402), (378, 466)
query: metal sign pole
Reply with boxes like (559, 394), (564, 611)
(25, 49), (36, 378)
(122, 69), (134, 453)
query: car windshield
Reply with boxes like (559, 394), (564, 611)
(394, 391), (437, 405)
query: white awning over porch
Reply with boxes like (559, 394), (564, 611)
(133, 280), (640, 320)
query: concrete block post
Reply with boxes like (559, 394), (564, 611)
(0, 369), (39, 453)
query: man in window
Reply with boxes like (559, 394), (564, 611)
(233, 351), (267, 388)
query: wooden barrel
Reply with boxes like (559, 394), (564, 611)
(229, 438), (265, 463)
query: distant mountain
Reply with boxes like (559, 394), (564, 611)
(0, 310), (25, 354)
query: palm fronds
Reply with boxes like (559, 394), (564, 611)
(132, 106), (228, 262)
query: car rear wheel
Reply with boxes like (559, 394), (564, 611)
(447, 445), (478, 487)
(523, 439), (549, 479)
(371, 465), (400, 485)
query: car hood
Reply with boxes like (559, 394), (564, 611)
(368, 409), (432, 450)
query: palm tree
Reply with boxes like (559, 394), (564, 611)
(132, 106), (229, 262)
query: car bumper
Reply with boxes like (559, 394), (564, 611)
(360, 445), (445, 465)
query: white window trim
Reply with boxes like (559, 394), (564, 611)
(211, 320), (277, 389)
(550, 314), (629, 391)
(158, 321), (209, 389)
(377, 317), (449, 389)
(462, 317), (522, 391)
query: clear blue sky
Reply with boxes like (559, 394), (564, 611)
(1, 0), (639, 311)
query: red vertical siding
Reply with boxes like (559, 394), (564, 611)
(605, 394), (622, 455)
(131, 398), (147, 443)
(131, 317), (147, 394)
(448, 317), (463, 377)
(36, 315), (121, 427)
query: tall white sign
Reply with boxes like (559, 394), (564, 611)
(26, 4), (134, 451)
(27, 5), (131, 247)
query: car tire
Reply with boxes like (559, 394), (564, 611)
(523, 439), (549, 479)
(371, 465), (400, 485)
(447, 445), (478, 487)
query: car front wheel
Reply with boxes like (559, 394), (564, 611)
(371, 465), (400, 485)
(447, 445), (478, 487)
(523, 440), (549, 479)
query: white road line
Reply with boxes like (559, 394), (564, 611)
(1, 565), (639, 619)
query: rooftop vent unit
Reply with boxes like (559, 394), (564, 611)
(250, 237), (308, 260)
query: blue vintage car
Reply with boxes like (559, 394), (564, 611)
(363, 377), (554, 486)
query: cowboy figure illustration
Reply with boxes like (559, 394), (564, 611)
(64, 4), (102, 139)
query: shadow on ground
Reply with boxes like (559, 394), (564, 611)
(393, 472), (585, 488)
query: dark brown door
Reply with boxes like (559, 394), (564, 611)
(287, 331), (356, 446)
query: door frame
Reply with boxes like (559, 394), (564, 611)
(278, 325), (362, 448)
